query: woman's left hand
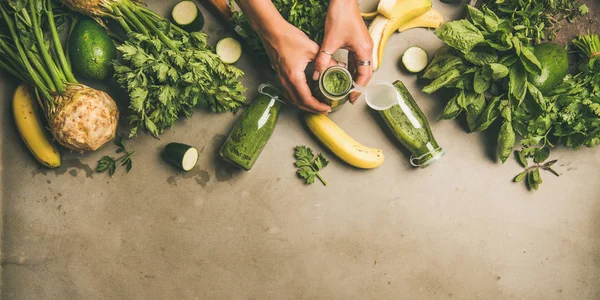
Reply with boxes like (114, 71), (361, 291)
(312, 0), (374, 103)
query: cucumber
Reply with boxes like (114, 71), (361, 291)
(69, 19), (117, 80)
(216, 37), (242, 64)
(528, 43), (568, 94)
(172, 1), (204, 32)
(164, 143), (198, 171)
(402, 46), (429, 73)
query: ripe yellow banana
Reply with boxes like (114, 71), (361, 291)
(368, 0), (433, 70)
(361, 11), (379, 20)
(398, 9), (444, 33)
(304, 113), (384, 169)
(13, 84), (60, 168)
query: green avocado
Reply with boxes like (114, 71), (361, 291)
(528, 43), (568, 94)
(69, 19), (117, 81)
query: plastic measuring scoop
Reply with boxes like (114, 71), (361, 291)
(351, 81), (400, 111)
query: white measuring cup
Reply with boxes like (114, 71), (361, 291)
(352, 81), (400, 111)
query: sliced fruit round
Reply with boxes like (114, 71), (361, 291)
(164, 142), (199, 172)
(216, 37), (242, 64)
(402, 46), (429, 73)
(172, 1), (204, 32)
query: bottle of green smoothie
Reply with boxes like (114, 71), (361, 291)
(219, 83), (283, 171)
(365, 80), (445, 168)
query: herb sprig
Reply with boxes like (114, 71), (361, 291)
(97, 137), (135, 176)
(294, 146), (329, 186)
(514, 147), (559, 191)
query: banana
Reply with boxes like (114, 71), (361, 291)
(398, 9), (444, 33)
(361, 11), (379, 20)
(368, 15), (390, 70)
(304, 113), (384, 169)
(368, 0), (433, 70)
(13, 84), (60, 168)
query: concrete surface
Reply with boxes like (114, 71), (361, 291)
(1, 1), (600, 299)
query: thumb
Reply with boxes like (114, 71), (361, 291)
(312, 40), (340, 81)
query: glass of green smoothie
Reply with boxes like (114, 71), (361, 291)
(314, 65), (353, 112)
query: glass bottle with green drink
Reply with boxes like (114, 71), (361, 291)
(219, 83), (284, 170)
(313, 65), (353, 111)
(361, 80), (445, 167)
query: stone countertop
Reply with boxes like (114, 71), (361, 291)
(1, 1), (599, 299)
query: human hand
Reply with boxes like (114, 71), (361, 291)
(260, 21), (338, 114)
(312, 0), (374, 103)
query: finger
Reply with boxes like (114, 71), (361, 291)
(348, 42), (374, 103)
(312, 38), (341, 81)
(291, 71), (332, 114)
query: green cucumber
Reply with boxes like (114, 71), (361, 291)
(68, 19), (117, 81)
(164, 143), (198, 171)
(402, 46), (429, 73)
(216, 37), (242, 64)
(528, 43), (568, 94)
(172, 1), (204, 32)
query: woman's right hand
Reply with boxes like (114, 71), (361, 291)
(259, 21), (334, 114)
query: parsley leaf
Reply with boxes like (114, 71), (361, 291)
(96, 137), (135, 176)
(294, 146), (328, 186)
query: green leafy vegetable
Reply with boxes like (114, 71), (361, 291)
(485, 0), (588, 43)
(61, 0), (247, 138)
(294, 146), (328, 186)
(96, 137), (135, 176)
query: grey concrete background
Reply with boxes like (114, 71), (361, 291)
(1, 0), (599, 299)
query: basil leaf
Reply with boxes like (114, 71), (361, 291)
(527, 82), (546, 110)
(520, 46), (542, 75)
(498, 120), (516, 163)
(514, 171), (527, 182)
(435, 20), (485, 54)
(422, 69), (462, 94)
(440, 94), (463, 120)
(509, 63), (527, 102)
(466, 93), (487, 132)
(473, 69), (491, 94)
(464, 47), (498, 66)
(483, 63), (509, 81)
(472, 97), (501, 132)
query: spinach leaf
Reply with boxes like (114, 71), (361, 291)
(435, 20), (485, 54)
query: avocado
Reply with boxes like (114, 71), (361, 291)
(528, 43), (568, 94)
(69, 19), (117, 81)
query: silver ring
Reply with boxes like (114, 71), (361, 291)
(320, 50), (334, 56)
(357, 60), (372, 66)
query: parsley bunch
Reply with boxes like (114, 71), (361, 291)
(232, 0), (329, 58)
(294, 146), (329, 186)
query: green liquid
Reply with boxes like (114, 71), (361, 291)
(324, 70), (351, 95)
(378, 81), (442, 166)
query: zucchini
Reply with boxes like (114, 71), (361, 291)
(164, 142), (198, 171)
(172, 1), (204, 32)
(402, 46), (429, 73)
(216, 37), (242, 64)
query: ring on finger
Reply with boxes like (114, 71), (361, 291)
(320, 50), (334, 56)
(357, 60), (372, 66)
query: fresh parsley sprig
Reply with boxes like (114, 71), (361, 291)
(294, 146), (328, 186)
(96, 137), (135, 176)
